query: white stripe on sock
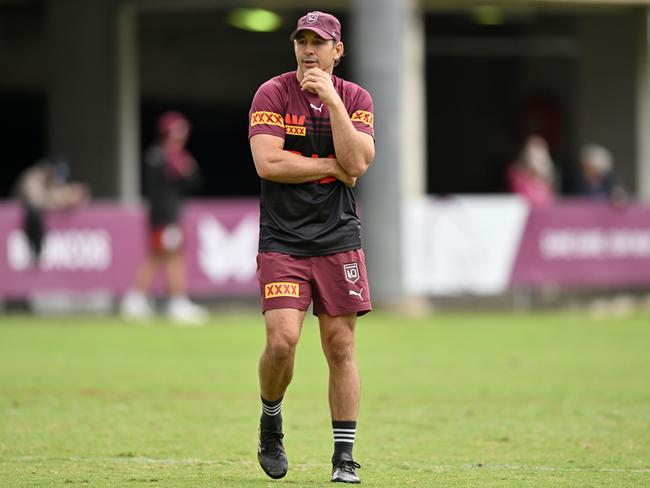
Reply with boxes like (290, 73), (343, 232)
(262, 402), (282, 416)
(334, 429), (356, 443)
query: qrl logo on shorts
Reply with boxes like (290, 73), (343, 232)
(343, 263), (360, 284)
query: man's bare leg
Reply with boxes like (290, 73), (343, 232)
(164, 251), (185, 296)
(259, 308), (305, 400)
(257, 308), (305, 479)
(134, 255), (162, 292)
(120, 255), (161, 319)
(319, 313), (360, 419)
(319, 313), (361, 483)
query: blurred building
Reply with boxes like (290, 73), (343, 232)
(2, 0), (650, 303)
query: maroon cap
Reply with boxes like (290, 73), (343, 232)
(290, 11), (341, 42)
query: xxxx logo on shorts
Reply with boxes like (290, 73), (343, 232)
(265, 282), (300, 299)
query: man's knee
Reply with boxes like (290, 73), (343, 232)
(266, 330), (300, 362)
(322, 334), (355, 365)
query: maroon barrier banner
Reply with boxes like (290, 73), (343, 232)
(510, 201), (650, 287)
(183, 199), (259, 296)
(0, 200), (260, 299)
(5, 198), (650, 298)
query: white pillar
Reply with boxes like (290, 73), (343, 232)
(577, 12), (638, 198)
(47, 0), (139, 200)
(401, 4), (427, 200)
(117, 3), (140, 203)
(637, 8), (650, 202)
(352, 0), (426, 305)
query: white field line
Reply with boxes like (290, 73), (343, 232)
(3, 457), (650, 473)
(5, 456), (252, 466)
(400, 463), (650, 474)
(3, 456), (328, 469)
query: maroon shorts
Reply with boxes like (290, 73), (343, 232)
(149, 224), (184, 254)
(256, 249), (372, 317)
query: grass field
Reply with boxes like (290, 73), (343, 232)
(1, 310), (649, 487)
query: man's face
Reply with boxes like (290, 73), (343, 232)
(294, 30), (342, 75)
(168, 120), (189, 144)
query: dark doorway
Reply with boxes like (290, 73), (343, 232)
(138, 8), (350, 199)
(0, 92), (46, 198)
(425, 13), (577, 195)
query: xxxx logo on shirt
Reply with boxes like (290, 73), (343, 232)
(265, 282), (300, 299)
(351, 110), (374, 127)
(285, 113), (306, 136)
(251, 111), (285, 128)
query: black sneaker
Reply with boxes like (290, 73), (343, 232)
(258, 429), (288, 479)
(331, 452), (361, 483)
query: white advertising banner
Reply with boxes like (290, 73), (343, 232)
(402, 195), (530, 295)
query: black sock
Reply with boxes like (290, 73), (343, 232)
(332, 420), (356, 464)
(260, 396), (283, 432)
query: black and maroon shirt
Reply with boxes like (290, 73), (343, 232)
(144, 144), (199, 228)
(249, 71), (374, 256)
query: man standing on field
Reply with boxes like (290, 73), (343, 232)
(248, 11), (375, 484)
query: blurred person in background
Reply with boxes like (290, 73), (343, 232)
(506, 134), (555, 206)
(14, 157), (89, 266)
(249, 11), (374, 484)
(120, 110), (208, 326)
(576, 144), (627, 206)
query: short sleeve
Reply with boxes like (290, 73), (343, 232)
(249, 78), (287, 140)
(350, 87), (374, 140)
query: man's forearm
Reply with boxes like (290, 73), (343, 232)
(256, 149), (341, 184)
(328, 99), (373, 177)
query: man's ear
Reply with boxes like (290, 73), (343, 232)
(334, 42), (344, 62)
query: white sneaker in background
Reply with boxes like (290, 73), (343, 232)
(120, 290), (154, 320)
(166, 296), (208, 326)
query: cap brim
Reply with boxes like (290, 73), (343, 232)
(290, 27), (336, 41)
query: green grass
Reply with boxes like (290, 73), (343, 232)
(1, 310), (649, 487)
